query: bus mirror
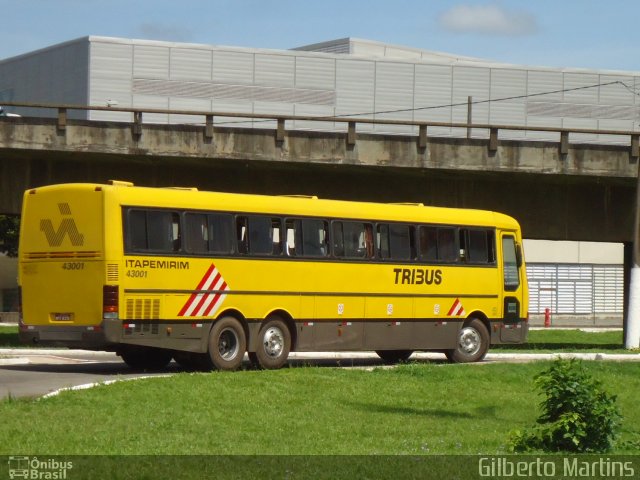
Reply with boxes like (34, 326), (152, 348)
(516, 244), (523, 268)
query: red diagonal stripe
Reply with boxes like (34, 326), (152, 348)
(447, 299), (460, 316)
(202, 281), (228, 317)
(178, 263), (216, 316)
(191, 272), (222, 316)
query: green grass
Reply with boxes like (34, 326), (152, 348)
(0, 325), (19, 347)
(494, 328), (629, 353)
(0, 361), (638, 455)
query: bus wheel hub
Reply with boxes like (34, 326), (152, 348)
(263, 327), (284, 357)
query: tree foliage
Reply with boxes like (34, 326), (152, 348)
(510, 359), (621, 453)
(0, 215), (20, 257)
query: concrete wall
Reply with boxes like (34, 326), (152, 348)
(524, 240), (623, 264)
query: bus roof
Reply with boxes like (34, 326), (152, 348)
(25, 181), (521, 230)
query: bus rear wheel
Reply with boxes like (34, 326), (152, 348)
(445, 318), (489, 363)
(375, 350), (414, 364)
(120, 346), (173, 370)
(207, 316), (246, 371)
(254, 317), (291, 369)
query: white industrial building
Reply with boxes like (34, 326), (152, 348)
(0, 36), (635, 324)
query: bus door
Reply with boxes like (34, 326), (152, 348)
(500, 233), (525, 342)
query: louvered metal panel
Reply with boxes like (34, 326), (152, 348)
(132, 94), (169, 124)
(527, 263), (623, 315)
(170, 48), (212, 81)
(452, 66), (490, 138)
(598, 119), (635, 144)
(292, 104), (336, 131)
(295, 56), (336, 90)
(133, 45), (169, 79)
(168, 97), (212, 124)
(414, 64), (453, 136)
(335, 59), (375, 132)
(253, 101), (294, 129)
(89, 41), (133, 121)
(255, 54), (295, 87)
(489, 69), (527, 139)
(562, 117), (598, 142)
(593, 265), (624, 313)
(211, 99), (254, 129)
(212, 50), (254, 84)
(599, 75), (636, 105)
(374, 62), (415, 133)
(563, 72), (599, 103)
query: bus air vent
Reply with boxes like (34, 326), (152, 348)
(126, 298), (160, 320)
(107, 264), (119, 282)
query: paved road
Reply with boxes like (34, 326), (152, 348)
(1, 349), (639, 399)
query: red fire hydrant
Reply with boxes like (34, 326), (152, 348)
(544, 308), (551, 327)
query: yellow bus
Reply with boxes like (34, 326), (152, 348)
(18, 181), (528, 370)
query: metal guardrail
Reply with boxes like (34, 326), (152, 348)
(2, 100), (639, 158)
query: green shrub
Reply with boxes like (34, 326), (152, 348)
(510, 359), (621, 453)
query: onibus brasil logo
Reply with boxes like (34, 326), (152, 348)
(7, 456), (73, 479)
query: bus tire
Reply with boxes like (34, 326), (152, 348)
(254, 317), (291, 369)
(120, 347), (173, 370)
(207, 316), (246, 371)
(375, 350), (414, 364)
(445, 318), (489, 363)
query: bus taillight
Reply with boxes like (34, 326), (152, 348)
(103, 285), (119, 319)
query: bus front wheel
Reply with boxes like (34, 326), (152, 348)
(207, 316), (247, 371)
(445, 318), (489, 363)
(254, 317), (291, 369)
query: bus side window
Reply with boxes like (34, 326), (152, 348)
(301, 219), (328, 257)
(502, 235), (520, 291)
(236, 216), (248, 254)
(243, 216), (282, 256)
(461, 229), (496, 264)
(389, 224), (413, 260)
(419, 226), (438, 262)
(437, 228), (457, 263)
(185, 213), (208, 254)
(128, 209), (181, 253)
(208, 213), (234, 254)
(128, 210), (148, 251)
(377, 224), (390, 259)
(332, 222), (344, 257)
(344, 222), (373, 259)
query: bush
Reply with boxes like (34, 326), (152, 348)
(510, 359), (621, 453)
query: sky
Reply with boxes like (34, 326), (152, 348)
(0, 0), (639, 72)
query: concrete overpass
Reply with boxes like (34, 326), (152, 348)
(2, 102), (640, 347)
(1, 102), (639, 244)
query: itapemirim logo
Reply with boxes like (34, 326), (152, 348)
(7, 456), (73, 479)
(39, 203), (84, 247)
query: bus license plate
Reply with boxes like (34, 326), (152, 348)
(53, 313), (73, 321)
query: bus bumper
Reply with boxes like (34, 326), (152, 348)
(491, 319), (529, 344)
(19, 323), (115, 350)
